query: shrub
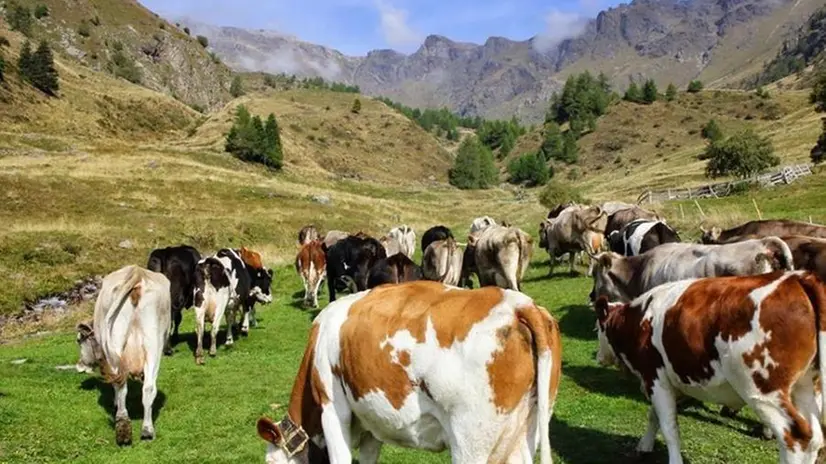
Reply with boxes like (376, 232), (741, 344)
(665, 83), (677, 101)
(108, 46), (142, 84)
(34, 5), (49, 19)
(704, 129), (779, 179)
(701, 119), (723, 141)
(642, 79), (658, 104)
(687, 80), (704, 93)
(209, 51), (221, 64)
(183, 27), (190, 35)
(351, 98), (361, 114)
(196, 35), (209, 48)
(0, 55), (5, 82)
(90, 15), (101, 26)
(448, 137), (498, 189)
(755, 86), (770, 99)
(230, 75), (244, 98)
(225, 105), (283, 169)
(6, 3), (33, 36)
(811, 118), (826, 165)
(508, 152), (551, 186)
(77, 20), (91, 38)
(159, 22), (165, 30)
(566, 167), (582, 181)
(263, 74), (277, 88)
(623, 81), (642, 103)
(538, 182), (587, 210)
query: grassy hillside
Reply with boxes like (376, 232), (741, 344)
(512, 89), (820, 201)
(1, 0), (232, 109)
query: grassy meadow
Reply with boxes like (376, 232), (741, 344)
(0, 252), (781, 464)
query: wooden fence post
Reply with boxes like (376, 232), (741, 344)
(752, 198), (762, 220)
(679, 203), (685, 220)
(694, 200), (705, 218)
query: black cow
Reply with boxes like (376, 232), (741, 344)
(147, 244), (201, 355)
(325, 234), (387, 302)
(421, 225), (454, 254)
(607, 219), (681, 257)
(460, 245), (477, 289)
(366, 253), (424, 289)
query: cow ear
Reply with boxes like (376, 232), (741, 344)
(256, 417), (282, 444)
(467, 235), (477, 246)
(597, 253), (612, 268)
(594, 296), (609, 322)
(77, 322), (93, 339)
(267, 268), (274, 278)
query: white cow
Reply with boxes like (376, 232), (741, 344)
(76, 264), (171, 446)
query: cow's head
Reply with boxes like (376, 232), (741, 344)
(588, 251), (632, 303)
(538, 220), (551, 249)
(75, 322), (101, 374)
(257, 416), (328, 464)
(699, 225), (722, 244)
(594, 297), (624, 367)
(250, 267), (274, 304)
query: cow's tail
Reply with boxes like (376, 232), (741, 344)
(437, 238), (456, 283)
(516, 305), (561, 464)
(514, 231), (528, 292)
(102, 266), (146, 387)
(800, 273), (826, 426)
(761, 236), (794, 271)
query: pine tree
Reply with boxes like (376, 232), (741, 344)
(561, 131), (579, 164)
(624, 81), (641, 103)
(29, 41), (59, 95)
(230, 75), (244, 98)
(642, 79), (658, 104)
(701, 119), (723, 141)
(687, 80), (704, 93)
(351, 98), (361, 114)
(540, 122), (563, 161)
(665, 83), (677, 102)
(18, 41), (34, 81)
(812, 118), (826, 165)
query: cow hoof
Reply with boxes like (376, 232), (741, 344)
(115, 418), (132, 446)
(140, 427), (155, 441)
(209, 347), (217, 357)
(226, 338), (234, 346)
(163, 346), (173, 356)
(195, 356), (204, 366)
(720, 406), (739, 418)
(752, 424), (773, 440)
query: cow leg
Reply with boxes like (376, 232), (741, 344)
(546, 250), (555, 276)
(328, 276), (337, 303)
(312, 276), (324, 309)
(751, 390), (818, 464)
(248, 305), (258, 328)
(194, 305), (206, 365)
(113, 382), (132, 446)
(224, 306), (235, 347)
(649, 382), (683, 464)
(357, 433), (383, 464)
(320, 404), (353, 464)
(637, 407), (660, 454)
(164, 308), (181, 356)
(568, 252), (576, 276)
(140, 358), (160, 440)
(211, 303), (228, 356)
(241, 305), (251, 335)
(792, 375), (824, 461)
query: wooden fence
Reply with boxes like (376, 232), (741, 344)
(637, 164), (814, 204)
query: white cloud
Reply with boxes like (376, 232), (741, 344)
(533, 9), (589, 53)
(374, 0), (422, 49)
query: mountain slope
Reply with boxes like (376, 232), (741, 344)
(5, 0), (233, 110)
(184, 0), (823, 122)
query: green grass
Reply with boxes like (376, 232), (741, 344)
(0, 256), (778, 463)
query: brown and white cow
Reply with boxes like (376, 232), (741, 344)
(589, 238), (794, 303)
(594, 271), (826, 464)
(298, 225), (320, 246)
(700, 219), (826, 244)
(539, 204), (607, 275)
(295, 240), (327, 308)
(256, 281), (562, 464)
(386, 225), (416, 258)
(421, 236), (464, 286)
(75, 265), (171, 446)
(467, 225), (533, 291)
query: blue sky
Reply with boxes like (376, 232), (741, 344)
(139, 0), (620, 56)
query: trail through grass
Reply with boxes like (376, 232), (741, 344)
(0, 256), (777, 463)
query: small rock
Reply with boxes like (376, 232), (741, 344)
(147, 160), (159, 169)
(55, 364), (77, 371)
(10, 359), (27, 365)
(311, 195), (331, 205)
(118, 240), (134, 249)
(428, 175), (436, 181)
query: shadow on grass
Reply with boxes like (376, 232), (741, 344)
(564, 365), (646, 403)
(179, 327), (232, 358)
(679, 402), (766, 440)
(557, 305), (597, 340)
(80, 377), (167, 424)
(550, 417), (670, 464)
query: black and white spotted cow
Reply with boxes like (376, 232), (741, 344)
(607, 219), (681, 257)
(192, 247), (273, 365)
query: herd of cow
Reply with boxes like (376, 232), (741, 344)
(70, 199), (826, 464)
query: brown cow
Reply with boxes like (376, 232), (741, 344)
(604, 206), (661, 236)
(468, 225), (533, 291)
(366, 253), (423, 289)
(422, 237), (464, 286)
(595, 271), (826, 464)
(539, 204), (607, 275)
(700, 219), (826, 244)
(298, 225), (320, 246)
(256, 281), (562, 464)
(295, 240), (326, 308)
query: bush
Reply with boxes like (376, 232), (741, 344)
(6, 3), (33, 36)
(351, 98), (361, 114)
(108, 46), (142, 84)
(508, 152), (551, 186)
(225, 105), (283, 169)
(183, 27), (190, 35)
(448, 137), (498, 189)
(811, 118), (826, 164)
(263, 74), (277, 88)
(19, 41), (59, 96)
(90, 15), (101, 26)
(755, 86), (770, 99)
(196, 35), (209, 48)
(623, 81), (642, 103)
(77, 20), (91, 37)
(34, 5), (49, 19)
(230, 75), (244, 98)
(704, 129), (779, 179)
(642, 79), (658, 104)
(0, 55), (5, 82)
(701, 119), (723, 141)
(665, 83), (677, 101)
(687, 80), (704, 93)
(566, 167), (582, 181)
(538, 182), (587, 210)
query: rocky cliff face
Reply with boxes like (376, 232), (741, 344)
(181, 0), (810, 121)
